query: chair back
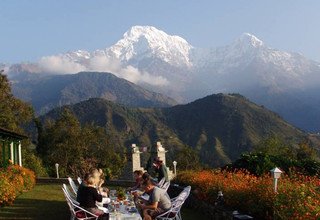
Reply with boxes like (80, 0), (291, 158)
(158, 177), (166, 187)
(77, 177), (82, 184)
(161, 181), (170, 192)
(156, 186), (191, 220)
(68, 177), (79, 195)
(63, 183), (79, 205)
(62, 187), (99, 220)
(175, 186), (191, 202)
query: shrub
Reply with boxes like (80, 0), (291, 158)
(0, 165), (36, 206)
(176, 169), (320, 219)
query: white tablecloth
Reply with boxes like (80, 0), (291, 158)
(109, 212), (142, 220)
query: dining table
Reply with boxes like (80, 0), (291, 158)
(107, 190), (143, 220)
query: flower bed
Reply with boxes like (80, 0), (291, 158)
(0, 165), (36, 206)
(176, 169), (320, 219)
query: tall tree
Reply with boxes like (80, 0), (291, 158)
(0, 71), (33, 132)
(37, 109), (126, 178)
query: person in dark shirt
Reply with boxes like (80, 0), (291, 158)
(77, 173), (108, 218)
(152, 157), (169, 182)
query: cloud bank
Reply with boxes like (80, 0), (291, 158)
(37, 54), (169, 86)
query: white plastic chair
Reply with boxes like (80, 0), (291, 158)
(77, 177), (82, 184)
(68, 177), (79, 195)
(158, 177), (166, 188)
(170, 186), (191, 202)
(63, 183), (80, 205)
(160, 181), (170, 192)
(62, 187), (98, 220)
(156, 186), (191, 220)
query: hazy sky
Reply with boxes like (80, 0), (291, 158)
(1, 0), (320, 63)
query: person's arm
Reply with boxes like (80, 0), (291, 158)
(92, 188), (103, 202)
(140, 189), (159, 210)
(140, 201), (158, 210)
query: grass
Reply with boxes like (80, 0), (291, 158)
(0, 183), (205, 220)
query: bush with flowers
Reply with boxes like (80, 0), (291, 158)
(0, 164), (36, 206)
(176, 169), (320, 219)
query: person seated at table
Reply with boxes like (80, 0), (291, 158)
(90, 168), (109, 196)
(128, 170), (144, 192)
(76, 173), (89, 202)
(152, 157), (169, 183)
(98, 168), (110, 195)
(77, 173), (109, 219)
(137, 179), (172, 220)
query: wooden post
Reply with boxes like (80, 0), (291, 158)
(18, 141), (22, 166)
(10, 141), (14, 164)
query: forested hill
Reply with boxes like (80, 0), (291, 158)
(12, 71), (177, 114)
(43, 93), (306, 167)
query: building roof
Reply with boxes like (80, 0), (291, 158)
(0, 127), (28, 140)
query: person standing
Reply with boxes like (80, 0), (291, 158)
(153, 157), (169, 182)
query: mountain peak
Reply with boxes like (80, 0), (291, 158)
(123, 25), (165, 39)
(236, 33), (264, 48)
(107, 25), (193, 67)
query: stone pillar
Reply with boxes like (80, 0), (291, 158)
(132, 144), (143, 172)
(156, 142), (167, 165)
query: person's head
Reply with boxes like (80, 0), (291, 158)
(142, 179), (155, 193)
(142, 172), (151, 182)
(98, 168), (105, 179)
(89, 168), (101, 184)
(84, 173), (96, 186)
(133, 170), (143, 180)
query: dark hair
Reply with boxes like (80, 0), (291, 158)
(142, 179), (154, 187)
(84, 173), (94, 184)
(133, 170), (143, 176)
(142, 172), (151, 181)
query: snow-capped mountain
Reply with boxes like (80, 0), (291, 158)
(5, 25), (320, 131)
(106, 26), (193, 68)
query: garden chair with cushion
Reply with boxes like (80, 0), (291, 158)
(68, 177), (79, 195)
(155, 186), (191, 220)
(62, 187), (98, 220)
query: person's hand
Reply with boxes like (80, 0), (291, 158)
(140, 204), (146, 209)
(101, 191), (108, 197)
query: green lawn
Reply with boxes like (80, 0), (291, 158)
(0, 183), (204, 220)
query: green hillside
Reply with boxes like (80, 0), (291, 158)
(43, 94), (306, 167)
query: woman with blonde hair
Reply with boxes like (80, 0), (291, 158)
(77, 173), (109, 219)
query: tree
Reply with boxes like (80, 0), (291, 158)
(175, 146), (201, 170)
(37, 109), (126, 178)
(253, 135), (295, 159)
(0, 71), (34, 132)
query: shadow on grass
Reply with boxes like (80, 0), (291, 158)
(0, 198), (69, 220)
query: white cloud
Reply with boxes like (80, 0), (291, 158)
(87, 56), (169, 86)
(38, 55), (86, 74)
(37, 54), (169, 86)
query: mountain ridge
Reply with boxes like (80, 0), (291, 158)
(5, 25), (320, 131)
(42, 93), (306, 167)
(12, 71), (177, 114)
